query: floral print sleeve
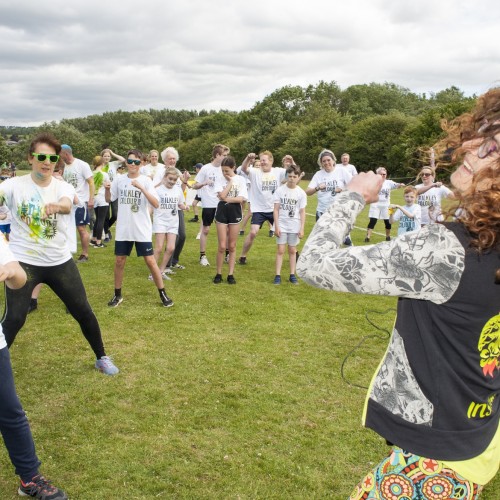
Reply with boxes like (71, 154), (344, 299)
(296, 191), (465, 304)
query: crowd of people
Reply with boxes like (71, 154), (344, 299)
(0, 87), (498, 498)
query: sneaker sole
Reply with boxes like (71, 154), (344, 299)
(108, 298), (123, 307)
(162, 301), (174, 308)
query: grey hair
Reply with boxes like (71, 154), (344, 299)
(161, 147), (179, 163)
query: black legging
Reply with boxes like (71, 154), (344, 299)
(367, 217), (391, 230)
(107, 199), (119, 229)
(92, 205), (108, 241)
(2, 259), (106, 358)
(169, 210), (186, 266)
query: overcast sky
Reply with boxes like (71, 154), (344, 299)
(1, 0), (499, 127)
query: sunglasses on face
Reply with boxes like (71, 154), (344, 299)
(32, 153), (60, 163)
(421, 172), (432, 177)
(478, 137), (499, 159)
(127, 159), (141, 165)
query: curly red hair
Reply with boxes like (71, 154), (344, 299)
(435, 87), (500, 252)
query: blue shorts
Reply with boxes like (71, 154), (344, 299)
(75, 204), (90, 226)
(0, 224), (11, 235)
(251, 211), (274, 228)
(115, 241), (154, 257)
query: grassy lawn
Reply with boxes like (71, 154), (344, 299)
(0, 182), (498, 499)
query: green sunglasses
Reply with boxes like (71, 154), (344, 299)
(127, 158), (141, 166)
(32, 153), (60, 163)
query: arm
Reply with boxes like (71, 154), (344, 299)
(131, 179), (159, 209)
(44, 196), (72, 216)
(305, 184), (323, 196)
(110, 150), (125, 162)
(416, 182), (442, 195)
(298, 207), (305, 239)
(104, 180), (112, 203)
(241, 153), (256, 175)
(273, 202), (281, 237)
(296, 173), (465, 303)
(86, 176), (95, 208)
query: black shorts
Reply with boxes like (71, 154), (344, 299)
(201, 207), (217, 227)
(251, 211), (274, 228)
(115, 241), (154, 257)
(215, 201), (243, 225)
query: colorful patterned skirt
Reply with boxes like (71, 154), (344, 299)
(349, 447), (483, 499)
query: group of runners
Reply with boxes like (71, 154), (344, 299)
(0, 86), (498, 498)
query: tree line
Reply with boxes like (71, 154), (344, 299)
(3, 81), (475, 179)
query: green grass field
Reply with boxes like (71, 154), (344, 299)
(0, 182), (498, 499)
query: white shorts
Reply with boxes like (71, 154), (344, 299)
(368, 204), (390, 220)
(153, 222), (179, 235)
(276, 232), (299, 246)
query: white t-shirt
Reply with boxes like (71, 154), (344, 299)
(368, 180), (401, 219)
(236, 166), (251, 190)
(93, 170), (110, 207)
(142, 163), (165, 181)
(111, 174), (159, 242)
(0, 205), (12, 225)
(308, 167), (352, 214)
(153, 184), (184, 228)
(337, 163), (358, 177)
(0, 235), (16, 348)
(63, 158), (93, 205)
(416, 184), (453, 225)
(103, 161), (122, 184)
(273, 184), (307, 234)
(195, 163), (225, 208)
(214, 174), (248, 201)
(392, 204), (422, 236)
(0, 175), (74, 265)
(246, 167), (286, 213)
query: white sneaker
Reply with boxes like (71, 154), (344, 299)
(147, 274), (153, 281)
(200, 255), (210, 266)
(164, 268), (176, 275)
(161, 272), (172, 281)
(196, 232), (201, 240)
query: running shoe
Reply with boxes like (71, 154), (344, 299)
(95, 356), (119, 375)
(224, 253), (229, 263)
(161, 272), (172, 281)
(273, 275), (281, 285)
(147, 274), (153, 281)
(386, 236), (391, 241)
(172, 263), (185, 270)
(239, 230), (245, 236)
(164, 268), (176, 275)
(213, 274), (223, 284)
(289, 274), (298, 285)
(18, 474), (68, 499)
(238, 256), (247, 265)
(94, 243), (106, 248)
(364, 237), (370, 243)
(160, 291), (174, 308)
(188, 216), (199, 222)
(269, 230), (274, 237)
(200, 255), (210, 266)
(76, 254), (88, 263)
(196, 232), (201, 240)
(227, 275), (236, 285)
(107, 295), (123, 307)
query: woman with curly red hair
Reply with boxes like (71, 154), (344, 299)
(298, 88), (499, 498)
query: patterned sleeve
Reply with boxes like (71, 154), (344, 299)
(296, 192), (465, 304)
